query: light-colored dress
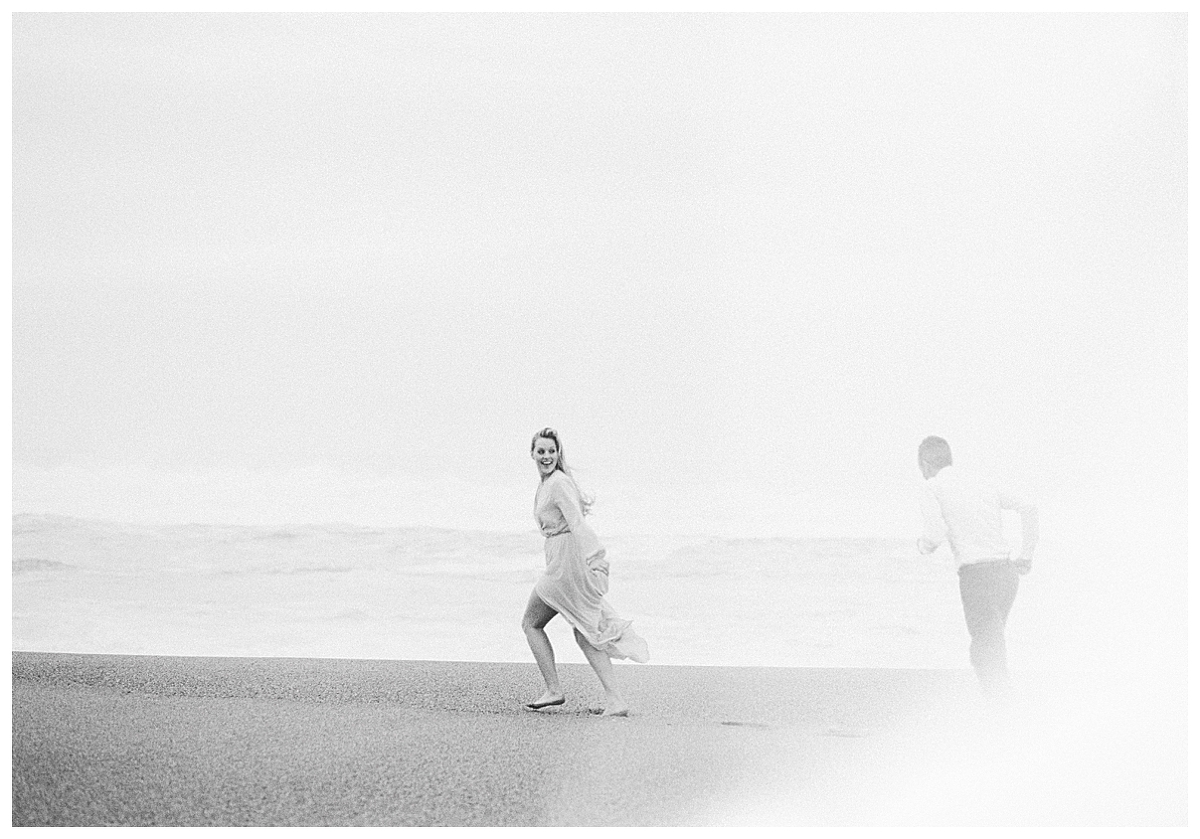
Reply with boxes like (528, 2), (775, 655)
(534, 471), (649, 663)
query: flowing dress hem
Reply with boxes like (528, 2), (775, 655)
(534, 583), (651, 664)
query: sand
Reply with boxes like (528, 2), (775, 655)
(11, 652), (1187, 826)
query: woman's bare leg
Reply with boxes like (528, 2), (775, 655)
(574, 628), (629, 716)
(521, 590), (563, 704)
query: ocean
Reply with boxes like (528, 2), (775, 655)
(12, 513), (980, 669)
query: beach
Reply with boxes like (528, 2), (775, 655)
(12, 11), (1188, 829)
(11, 516), (1188, 826)
(12, 652), (1186, 826)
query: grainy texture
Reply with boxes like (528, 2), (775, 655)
(11, 653), (1186, 826)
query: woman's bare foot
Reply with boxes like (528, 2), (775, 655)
(523, 691), (565, 710)
(587, 703), (630, 717)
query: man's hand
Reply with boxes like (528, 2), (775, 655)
(1012, 557), (1032, 575)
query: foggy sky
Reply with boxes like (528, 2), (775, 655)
(12, 14), (1187, 542)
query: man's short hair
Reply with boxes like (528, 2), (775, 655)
(919, 436), (953, 469)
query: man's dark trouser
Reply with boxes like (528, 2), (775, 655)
(958, 560), (1020, 693)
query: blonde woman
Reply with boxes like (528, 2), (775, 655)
(521, 428), (649, 716)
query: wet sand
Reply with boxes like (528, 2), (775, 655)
(11, 652), (1186, 826)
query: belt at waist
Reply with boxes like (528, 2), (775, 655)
(958, 559), (1014, 575)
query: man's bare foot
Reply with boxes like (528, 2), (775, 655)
(524, 690), (565, 710)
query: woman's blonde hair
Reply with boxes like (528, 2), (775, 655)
(530, 427), (594, 515)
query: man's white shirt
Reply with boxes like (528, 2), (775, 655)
(918, 465), (1038, 567)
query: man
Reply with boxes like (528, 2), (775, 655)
(916, 436), (1039, 694)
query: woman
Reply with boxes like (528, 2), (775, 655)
(522, 427), (649, 717)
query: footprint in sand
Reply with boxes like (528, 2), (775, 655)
(822, 725), (871, 737)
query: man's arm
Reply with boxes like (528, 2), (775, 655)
(1000, 490), (1038, 573)
(917, 483), (946, 554)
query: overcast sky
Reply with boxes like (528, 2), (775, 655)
(12, 14), (1187, 543)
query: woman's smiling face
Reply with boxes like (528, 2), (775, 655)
(531, 436), (559, 477)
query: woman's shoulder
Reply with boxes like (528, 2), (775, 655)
(544, 470), (578, 494)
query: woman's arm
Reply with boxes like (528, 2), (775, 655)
(552, 475), (587, 532)
(552, 476), (606, 565)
